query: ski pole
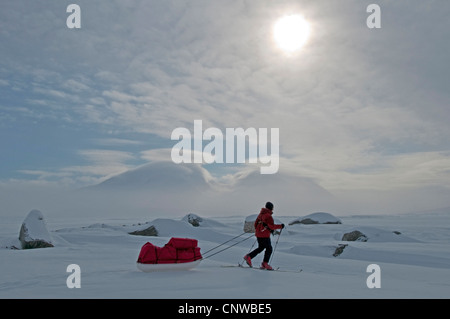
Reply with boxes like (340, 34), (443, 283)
(269, 228), (283, 265)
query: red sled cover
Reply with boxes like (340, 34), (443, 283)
(167, 237), (198, 249)
(137, 242), (160, 264)
(137, 238), (202, 264)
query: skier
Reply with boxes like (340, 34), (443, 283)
(243, 202), (285, 270)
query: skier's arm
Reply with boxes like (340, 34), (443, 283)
(267, 223), (283, 231)
(263, 216), (284, 231)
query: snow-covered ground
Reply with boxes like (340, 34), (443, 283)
(1, 209), (450, 299)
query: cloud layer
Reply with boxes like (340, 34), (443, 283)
(1, 0), (449, 215)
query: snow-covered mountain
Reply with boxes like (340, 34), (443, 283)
(82, 161), (336, 217)
(212, 168), (336, 215)
(88, 161), (215, 192)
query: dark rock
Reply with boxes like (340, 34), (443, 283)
(342, 230), (368, 242)
(333, 244), (348, 257)
(290, 218), (318, 225)
(183, 214), (203, 227)
(289, 212), (342, 225)
(128, 225), (158, 236)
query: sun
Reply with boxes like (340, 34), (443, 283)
(273, 15), (310, 53)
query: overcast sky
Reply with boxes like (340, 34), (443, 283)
(1, 0), (449, 215)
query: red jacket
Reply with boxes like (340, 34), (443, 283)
(254, 208), (283, 238)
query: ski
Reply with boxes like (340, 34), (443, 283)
(221, 263), (302, 273)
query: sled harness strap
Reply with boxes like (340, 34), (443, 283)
(201, 232), (254, 260)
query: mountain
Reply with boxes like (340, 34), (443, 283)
(213, 168), (336, 215)
(75, 162), (219, 216)
(83, 161), (336, 217)
(88, 161), (215, 192)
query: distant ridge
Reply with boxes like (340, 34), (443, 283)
(86, 161), (215, 192)
(82, 161), (337, 215)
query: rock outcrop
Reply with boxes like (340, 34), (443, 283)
(182, 213), (203, 227)
(289, 212), (342, 225)
(128, 225), (158, 236)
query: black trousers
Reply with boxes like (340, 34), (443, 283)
(248, 237), (273, 263)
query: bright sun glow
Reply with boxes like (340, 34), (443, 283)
(273, 15), (310, 53)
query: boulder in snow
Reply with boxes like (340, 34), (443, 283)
(19, 209), (54, 249)
(243, 214), (257, 233)
(333, 244), (348, 257)
(342, 230), (368, 242)
(289, 212), (342, 225)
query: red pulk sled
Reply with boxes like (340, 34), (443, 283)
(136, 237), (202, 272)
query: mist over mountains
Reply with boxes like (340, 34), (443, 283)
(81, 161), (335, 217)
(3, 160), (449, 220)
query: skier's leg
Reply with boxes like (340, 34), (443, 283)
(248, 237), (264, 259)
(262, 238), (273, 263)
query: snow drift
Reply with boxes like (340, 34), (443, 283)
(2, 209), (450, 298)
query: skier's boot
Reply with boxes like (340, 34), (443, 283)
(243, 255), (253, 267)
(260, 262), (273, 270)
